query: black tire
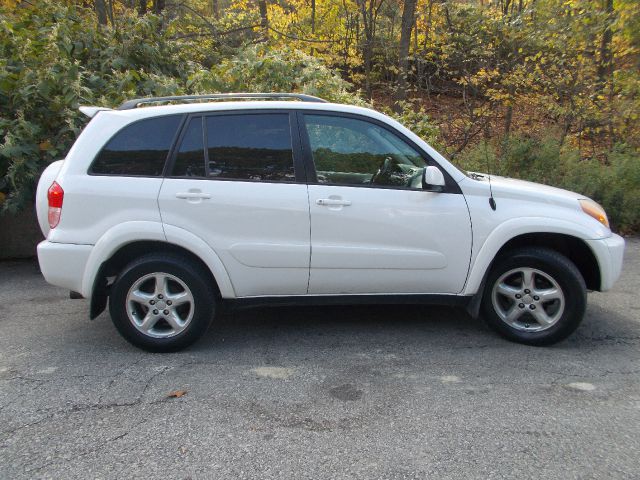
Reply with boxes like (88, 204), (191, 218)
(481, 247), (587, 346)
(109, 253), (216, 352)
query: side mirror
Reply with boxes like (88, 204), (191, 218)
(422, 166), (446, 192)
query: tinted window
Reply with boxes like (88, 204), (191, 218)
(90, 116), (182, 176)
(173, 117), (205, 177)
(304, 115), (426, 188)
(205, 114), (295, 182)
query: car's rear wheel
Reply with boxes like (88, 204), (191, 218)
(481, 247), (587, 345)
(109, 253), (215, 352)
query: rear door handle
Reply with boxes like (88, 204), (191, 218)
(316, 198), (352, 207)
(176, 192), (211, 200)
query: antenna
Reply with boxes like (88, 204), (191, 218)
(483, 140), (497, 211)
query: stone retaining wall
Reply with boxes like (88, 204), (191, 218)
(0, 205), (43, 259)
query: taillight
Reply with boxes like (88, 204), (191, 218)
(47, 181), (64, 229)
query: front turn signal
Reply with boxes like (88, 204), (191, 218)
(579, 198), (609, 229)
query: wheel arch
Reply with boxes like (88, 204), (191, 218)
(464, 219), (605, 298)
(83, 222), (235, 319)
(492, 233), (600, 291)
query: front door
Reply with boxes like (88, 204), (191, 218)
(299, 112), (472, 295)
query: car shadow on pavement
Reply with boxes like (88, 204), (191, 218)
(180, 300), (639, 354)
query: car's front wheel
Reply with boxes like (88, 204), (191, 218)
(109, 253), (216, 352)
(481, 247), (587, 346)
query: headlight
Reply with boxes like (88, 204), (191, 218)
(579, 199), (609, 228)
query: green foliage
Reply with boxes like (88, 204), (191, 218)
(1, 0), (638, 234)
(0, 3), (190, 212)
(383, 100), (442, 150)
(0, 3), (363, 213)
(188, 45), (364, 105)
(457, 137), (640, 233)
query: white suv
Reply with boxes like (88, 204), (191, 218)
(35, 93), (625, 351)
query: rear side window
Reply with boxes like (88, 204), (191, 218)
(90, 116), (182, 176)
(205, 114), (295, 182)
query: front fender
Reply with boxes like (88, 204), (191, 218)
(462, 217), (608, 295)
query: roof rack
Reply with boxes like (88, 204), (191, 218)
(118, 93), (328, 110)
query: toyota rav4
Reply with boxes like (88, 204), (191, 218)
(35, 93), (625, 351)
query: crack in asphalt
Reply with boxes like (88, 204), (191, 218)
(0, 364), (175, 439)
(22, 420), (144, 475)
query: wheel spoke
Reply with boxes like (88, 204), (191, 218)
(531, 308), (555, 325)
(521, 269), (535, 290)
(503, 305), (524, 324)
(496, 283), (521, 299)
(140, 311), (160, 332)
(154, 274), (168, 297)
(130, 289), (154, 305)
(166, 290), (193, 307)
(536, 287), (562, 303)
(164, 310), (184, 331)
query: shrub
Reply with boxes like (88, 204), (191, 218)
(0, 5), (364, 213)
(456, 136), (640, 233)
(188, 45), (364, 105)
(0, 4), (191, 212)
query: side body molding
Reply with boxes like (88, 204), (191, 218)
(81, 221), (236, 299)
(462, 217), (605, 296)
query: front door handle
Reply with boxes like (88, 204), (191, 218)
(316, 198), (352, 207)
(176, 192), (211, 200)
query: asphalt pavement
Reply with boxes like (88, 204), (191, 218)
(1, 239), (639, 479)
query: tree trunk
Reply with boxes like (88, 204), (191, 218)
(596, 0), (614, 87)
(311, 0), (316, 55)
(138, 0), (147, 15)
(258, 0), (269, 41)
(107, 0), (115, 27)
(504, 105), (513, 137)
(153, 0), (165, 14)
(393, 0), (418, 112)
(95, 0), (108, 25)
(422, 0), (432, 50)
(212, 0), (219, 19)
(363, 36), (373, 99)
(357, 0), (382, 100)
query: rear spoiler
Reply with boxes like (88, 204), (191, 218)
(79, 106), (112, 118)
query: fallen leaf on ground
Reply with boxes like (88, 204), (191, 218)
(167, 390), (187, 398)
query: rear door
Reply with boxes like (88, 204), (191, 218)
(158, 110), (311, 296)
(299, 112), (472, 295)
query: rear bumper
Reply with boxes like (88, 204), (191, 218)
(585, 233), (625, 291)
(37, 241), (93, 296)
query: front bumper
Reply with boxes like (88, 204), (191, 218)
(585, 233), (625, 291)
(37, 241), (93, 296)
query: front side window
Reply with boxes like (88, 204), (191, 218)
(205, 114), (295, 182)
(90, 115), (182, 176)
(303, 114), (426, 188)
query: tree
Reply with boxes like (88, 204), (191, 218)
(95, 0), (108, 25)
(393, 0), (418, 112)
(597, 0), (614, 87)
(356, 0), (384, 98)
(258, 0), (269, 40)
(153, 0), (165, 14)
